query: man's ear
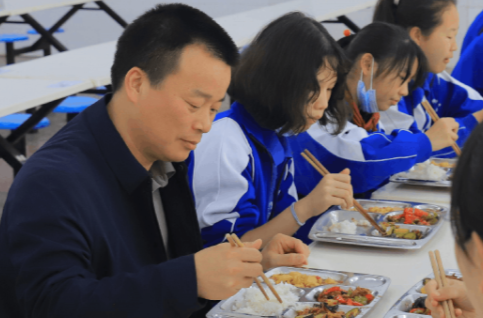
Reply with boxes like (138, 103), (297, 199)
(124, 67), (147, 104)
(409, 26), (423, 46)
(471, 232), (483, 294)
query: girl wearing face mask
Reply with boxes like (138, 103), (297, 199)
(289, 22), (458, 197)
(186, 12), (353, 247)
(423, 122), (483, 318)
(452, 10), (483, 96)
(373, 0), (483, 158)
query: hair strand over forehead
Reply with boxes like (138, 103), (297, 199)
(229, 12), (350, 135)
(341, 22), (428, 90)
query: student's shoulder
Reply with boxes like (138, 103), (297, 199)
(437, 71), (483, 100)
(202, 115), (251, 150)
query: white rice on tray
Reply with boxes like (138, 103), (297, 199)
(328, 220), (357, 234)
(395, 160), (447, 181)
(232, 282), (299, 316)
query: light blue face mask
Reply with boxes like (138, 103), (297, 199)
(356, 58), (379, 113)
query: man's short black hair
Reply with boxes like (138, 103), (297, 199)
(111, 3), (239, 92)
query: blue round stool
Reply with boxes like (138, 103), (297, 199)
(54, 96), (99, 121)
(0, 34), (29, 65)
(27, 28), (65, 35)
(0, 113), (50, 159)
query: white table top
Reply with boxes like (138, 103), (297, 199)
(0, 41), (116, 87)
(307, 185), (456, 317)
(0, 0), (98, 18)
(216, 0), (377, 47)
(0, 77), (91, 116)
(0, 0), (377, 116)
(371, 182), (451, 206)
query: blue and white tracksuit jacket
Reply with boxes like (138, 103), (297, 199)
(460, 10), (483, 54)
(453, 20), (483, 96)
(289, 119), (432, 196)
(187, 102), (316, 247)
(379, 71), (483, 158)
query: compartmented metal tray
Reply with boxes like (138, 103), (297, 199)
(206, 266), (391, 318)
(389, 158), (456, 188)
(384, 269), (461, 318)
(309, 199), (447, 250)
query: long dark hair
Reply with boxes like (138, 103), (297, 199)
(373, 0), (457, 36)
(340, 22), (428, 91)
(228, 12), (350, 135)
(451, 122), (483, 256)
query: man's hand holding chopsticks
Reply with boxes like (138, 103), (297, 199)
(194, 239), (263, 300)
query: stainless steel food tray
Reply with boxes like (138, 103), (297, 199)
(309, 199), (448, 250)
(389, 158), (456, 188)
(384, 269), (461, 318)
(206, 266), (391, 318)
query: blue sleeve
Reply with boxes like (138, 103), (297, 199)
(433, 72), (483, 119)
(199, 163), (264, 248)
(290, 122), (432, 195)
(273, 158), (297, 216)
(189, 118), (266, 248)
(3, 170), (203, 318)
(272, 158), (315, 244)
(460, 10), (483, 53)
(452, 37), (483, 97)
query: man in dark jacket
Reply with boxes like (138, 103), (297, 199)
(0, 4), (310, 318)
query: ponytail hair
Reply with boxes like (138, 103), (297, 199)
(373, 0), (457, 36)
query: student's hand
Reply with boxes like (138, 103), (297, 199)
(425, 279), (476, 318)
(425, 118), (459, 151)
(300, 168), (353, 218)
(472, 109), (483, 123)
(261, 233), (310, 270)
(195, 240), (264, 300)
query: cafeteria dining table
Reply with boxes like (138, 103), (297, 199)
(0, 0), (378, 174)
(0, 0), (126, 56)
(307, 182), (455, 317)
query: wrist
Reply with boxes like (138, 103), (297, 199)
(293, 199), (313, 223)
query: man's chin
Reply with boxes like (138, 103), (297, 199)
(169, 151), (192, 163)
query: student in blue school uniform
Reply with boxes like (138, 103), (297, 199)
(289, 22), (458, 197)
(452, 10), (483, 96)
(373, 0), (483, 158)
(187, 12), (354, 247)
(460, 9), (483, 54)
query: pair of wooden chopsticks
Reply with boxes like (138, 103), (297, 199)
(300, 149), (386, 236)
(225, 233), (283, 303)
(421, 100), (461, 156)
(429, 250), (456, 318)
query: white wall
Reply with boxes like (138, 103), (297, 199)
(0, 0), (481, 69)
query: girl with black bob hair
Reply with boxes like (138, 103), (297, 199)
(423, 122), (483, 317)
(187, 12), (354, 247)
(228, 12), (349, 135)
(373, 0), (483, 158)
(290, 22), (458, 197)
